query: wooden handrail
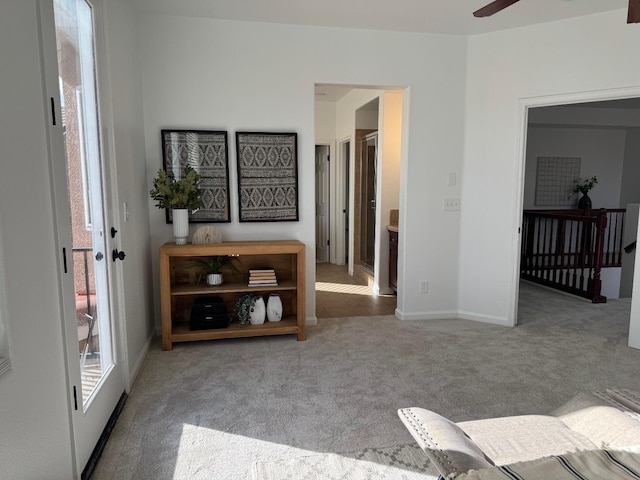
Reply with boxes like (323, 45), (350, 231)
(521, 208), (625, 303)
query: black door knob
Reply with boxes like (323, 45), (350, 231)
(112, 249), (126, 262)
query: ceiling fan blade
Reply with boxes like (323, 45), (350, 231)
(473, 0), (521, 18)
(629, 0), (640, 23)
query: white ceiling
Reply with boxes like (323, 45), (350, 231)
(133, 0), (630, 36)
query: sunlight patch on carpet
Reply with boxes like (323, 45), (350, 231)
(253, 443), (438, 480)
(315, 282), (372, 295)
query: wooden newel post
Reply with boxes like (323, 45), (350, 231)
(588, 209), (607, 303)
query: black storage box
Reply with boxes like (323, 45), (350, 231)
(190, 297), (229, 330)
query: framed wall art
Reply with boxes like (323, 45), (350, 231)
(235, 132), (299, 222)
(534, 156), (581, 207)
(161, 129), (230, 223)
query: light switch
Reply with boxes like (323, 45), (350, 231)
(443, 198), (460, 211)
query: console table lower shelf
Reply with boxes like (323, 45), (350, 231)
(168, 317), (302, 344)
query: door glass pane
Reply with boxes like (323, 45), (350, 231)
(54, 0), (113, 407)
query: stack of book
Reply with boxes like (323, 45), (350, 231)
(248, 268), (278, 287)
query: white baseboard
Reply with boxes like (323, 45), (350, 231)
(395, 309), (458, 321)
(126, 333), (153, 392)
(394, 308), (511, 327)
(458, 310), (512, 327)
(306, 316), (318, 326)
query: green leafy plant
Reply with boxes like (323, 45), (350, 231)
(189, 255), (241, 284)
(233, 293), (259, 325)
(149, 165), (204, 210)
(573, 176), (598, 195)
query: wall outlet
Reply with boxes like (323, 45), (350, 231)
(443, 198), (460, 211)
(420, 280), (429, 294)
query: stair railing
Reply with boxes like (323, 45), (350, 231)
(521, 208), (624, 303)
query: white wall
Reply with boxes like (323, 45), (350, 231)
(523, 127), (627, 209)
(356, 106), (379, 129)
(629, 205), (640, 349)
(0, 1), (75, 477)
(529, 105), (640, 128)
(315, 101), (337, 141)
(336, 90), (385, 140)
(620, 204), (639, 298)
(376, 91), (403, 295)
(462, 10), (640, 326)
(139, 14), (468, 325)
(621, 127), (640, 207)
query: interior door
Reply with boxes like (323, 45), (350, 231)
(316, 145), (330, 262)
(41, 0), (125, 475)
(359, 133), (377, 270)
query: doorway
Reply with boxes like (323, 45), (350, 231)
(45, 0), (126, 474)
(314, 85), (402, 318)
(315, 145), (330, 263)
(359, 132), (378, 272)
(514, 92), (640, 349)
(340, 139), (351, 265)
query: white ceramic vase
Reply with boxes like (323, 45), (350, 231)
(172, 208), (189, 245)
(266, 293), (283, 322)
(206, 273), (223, 286)
(249, 297), (266, 325)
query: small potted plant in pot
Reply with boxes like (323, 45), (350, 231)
(149, 165), (204, 244)
(190, 255), (241, 286)
(574, 176), (598, 210)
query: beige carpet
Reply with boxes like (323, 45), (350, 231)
(91, 282), (640, 479)
(253, 444), (438, 480)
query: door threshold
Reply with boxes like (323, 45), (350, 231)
(81, 391), (127, 480)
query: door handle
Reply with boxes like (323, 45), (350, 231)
(112, 249), (126, 262)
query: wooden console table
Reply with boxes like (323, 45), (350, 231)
(159, 240), (306, 351)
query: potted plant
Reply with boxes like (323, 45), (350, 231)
(574, 176), (598, 210)
(149, 165), (204, 244)
(233, 293), (265, 325)
(190, 255), (241, 286)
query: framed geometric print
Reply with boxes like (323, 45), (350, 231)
(235, 132), (299, 222)
(161, 129), (230, 223)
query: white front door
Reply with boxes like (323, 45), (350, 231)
(40, 0), (125, 475)
(316, 145), (330, 262)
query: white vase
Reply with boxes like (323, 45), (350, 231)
(206, 273), (223, 286)
(249, 297), (266, 325)
(267, 293), (283, 322)
(172, 208), (189, 245)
